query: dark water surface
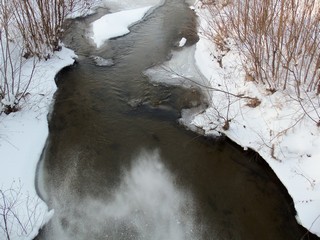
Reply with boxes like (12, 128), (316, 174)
(36, 0), (317, 239)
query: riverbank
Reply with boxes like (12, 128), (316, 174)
(0, 47), (76, 239)
(189, 1), (320, 237)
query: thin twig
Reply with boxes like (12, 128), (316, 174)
(160, 65), (256, 100)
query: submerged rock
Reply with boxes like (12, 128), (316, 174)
(90, 55), (115, 66)
(127, 98), (144, 108)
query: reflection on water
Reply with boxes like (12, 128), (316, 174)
(47, 150), (199, 240)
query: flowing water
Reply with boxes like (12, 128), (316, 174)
(35, 0), (317, 239)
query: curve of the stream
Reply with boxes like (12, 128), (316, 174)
(35, 1), (316, 239)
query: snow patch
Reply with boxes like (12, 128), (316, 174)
(178, 37), (187, 47)
(91, 6), (153, 48)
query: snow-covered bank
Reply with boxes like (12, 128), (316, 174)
(193, 39), (320, 235)
(187, 2), (320, 237)
(0, 47), (76, 239)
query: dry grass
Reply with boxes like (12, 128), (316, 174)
(202, 0), (320, 94)
(11, 0), (94, 59)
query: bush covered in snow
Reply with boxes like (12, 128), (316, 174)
(10, 0), (94, 59)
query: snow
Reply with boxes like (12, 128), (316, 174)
(91, 6), (153, 48)
(144, 45), (206, 88)
(178, 37), (187, 47)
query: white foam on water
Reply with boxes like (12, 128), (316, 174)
(48, 150), (202, 240)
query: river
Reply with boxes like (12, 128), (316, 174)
(35, 0), (316, 239)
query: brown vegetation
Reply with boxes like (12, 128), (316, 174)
(12, 0), (94, 59)
(202, 0), (320, 94)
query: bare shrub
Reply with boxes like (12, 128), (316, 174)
(12, 0), (94, 59)
(202, 0), (320, 93)
(0, 182), (43, 240)
(0, 1), (37, 114)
